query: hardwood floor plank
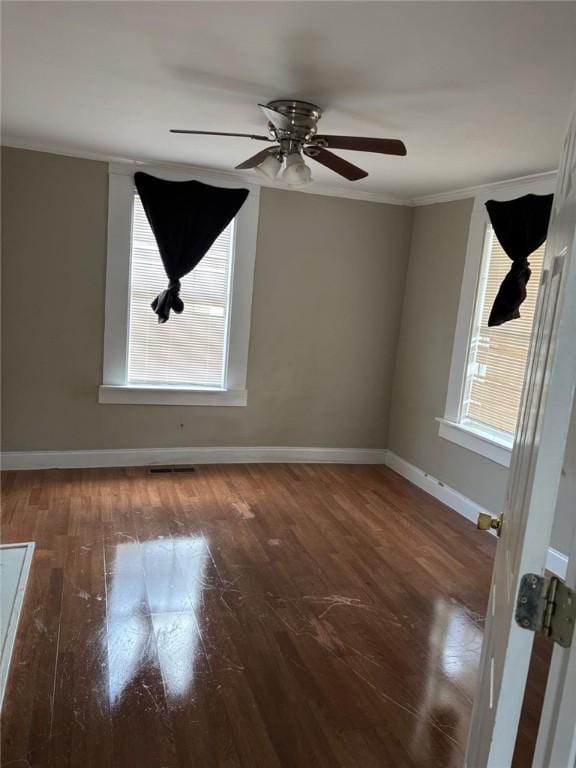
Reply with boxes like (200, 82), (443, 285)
(0, 463), (548, 767)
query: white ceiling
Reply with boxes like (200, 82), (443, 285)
(2, 1), (576, 202)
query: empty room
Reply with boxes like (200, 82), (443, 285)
(2, 2), (576, 766)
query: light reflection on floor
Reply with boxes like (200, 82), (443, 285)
(105, 536), (209, 704)
(413, 597), (484, 764)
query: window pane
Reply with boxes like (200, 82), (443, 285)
(127, 194), (233, 387)
(462, 227), (545, 435)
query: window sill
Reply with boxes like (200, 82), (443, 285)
(98, 385), (247, 407)
(436, 417), (512, 468)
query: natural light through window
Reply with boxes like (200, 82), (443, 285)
(461, 228), (545, 438)
(127, 194), (234, 389)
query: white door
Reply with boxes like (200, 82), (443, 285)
(466, 92), (576, 768)
(532, 468), (576, 768)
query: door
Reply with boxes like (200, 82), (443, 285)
(532, 459), (576, 768)
(466, 92), (576, 768)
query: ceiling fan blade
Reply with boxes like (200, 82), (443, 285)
(170, 129), (271, 141)
(315, 136), (407, 156)
(305, 147), (368, 181)
(258, 104), (291, 131)
(235, 148), (278, 170)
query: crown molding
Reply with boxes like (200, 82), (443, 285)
(1, 137), (409, 207)
(1, 137), (137, 167)
(2, 137), (558, 208)
(411, 170), (557, 207)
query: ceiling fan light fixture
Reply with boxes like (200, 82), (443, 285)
(254, 153), (282, 180)
(281, 152), (312, 187)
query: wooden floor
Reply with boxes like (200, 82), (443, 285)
(0, 463), (549, 767)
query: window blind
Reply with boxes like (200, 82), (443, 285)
(127, 194), (234, 388)
(462, 228), (545, 435)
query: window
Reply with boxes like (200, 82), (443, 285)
(128, 195), (233, 389)
(100, 164), (259, 406)
(462, 228), (545, 435)
(440, 177), (555, 467)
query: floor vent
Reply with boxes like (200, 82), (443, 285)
(148, 466), (196, 475)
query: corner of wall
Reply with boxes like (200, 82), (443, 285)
(384, 202), (420, 452)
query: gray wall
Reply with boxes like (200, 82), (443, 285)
(1, 147), (413, 451)
(2, 147), (572, 554)
(388, 199), (508, 512)
(388, 199), (575, 554)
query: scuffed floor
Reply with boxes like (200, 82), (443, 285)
(0, 463), (547, 767)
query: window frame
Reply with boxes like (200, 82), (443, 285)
(439, 176), (556, 467)
(99, 162), (260, 406)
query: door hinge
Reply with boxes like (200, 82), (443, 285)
(515, 573), (575, 648)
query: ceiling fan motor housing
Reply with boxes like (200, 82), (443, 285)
(266, 99), (323, 149)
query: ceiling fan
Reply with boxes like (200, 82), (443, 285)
(170, 99), (407, 187)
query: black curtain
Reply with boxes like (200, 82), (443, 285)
(485, 193), (553, 327)
(134, 172), (249, 323)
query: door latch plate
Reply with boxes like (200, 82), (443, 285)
(515, 573), (575, 648)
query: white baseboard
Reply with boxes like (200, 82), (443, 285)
(385, 450), (489, 525)
(0, 446), (389, 471)
(2, 445), (567, 578)
(545, 547), (570, 580)
(385, 450), (569, 579)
